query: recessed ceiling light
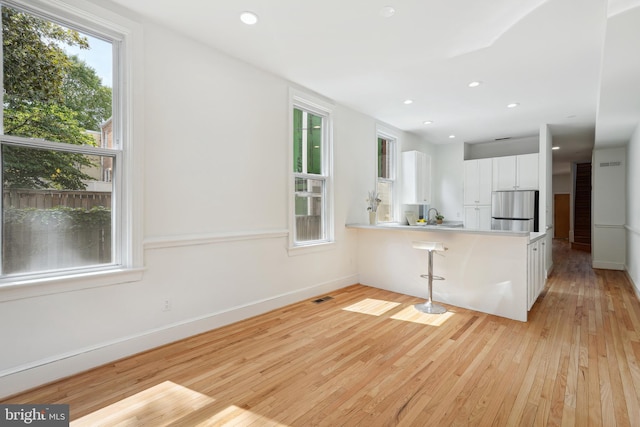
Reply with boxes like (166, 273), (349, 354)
(403, 99), (413, 105)
(423, 120), (433, 125)
(379, 6), (396, 18)
(468, 81), (482, 88)
(240, 11), (258, 25)
(552, 146), (560, 150)
(507, 103), (520, 108)
(449, 135), (456, 139)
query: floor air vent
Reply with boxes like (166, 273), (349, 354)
(312, 296), (334, 304)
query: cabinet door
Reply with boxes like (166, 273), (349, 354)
(477, 158), (493, 204)
(465, 159), (492, 204)
(401, 151), (431, 204)
(464, 206), (479, 229)
(464, 206), (491, 230)
(516, 153), (539, 190)
(493, 156), (517, 190)
(477, 205), (492, 230)
(419, 153), (432, 204)
(539, 238), (547, 294)
(527, 241), (540, 310)
(463, 160), (480, 205)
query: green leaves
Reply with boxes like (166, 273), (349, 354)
(63, 55), (112, 131)
(2, 6), (111, 191)
(2, 7), (87, 106)
(3, 146), (94, 190)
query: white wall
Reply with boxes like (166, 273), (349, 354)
(592, 147), (627, 270)
(402, 133), (434, 155)
(464, 135), (539, 160)
(627, 124), (640, 292)
(553, 173), (572, 193)
(0, 5), (426, 397)
(540, 124), (553, 274)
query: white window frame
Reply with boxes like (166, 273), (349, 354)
(288, 89), (334, 253)
(376, 126), (399, 223)
(0, 0), (143, 302)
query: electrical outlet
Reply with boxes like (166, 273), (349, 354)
(162, 299), (171, 312)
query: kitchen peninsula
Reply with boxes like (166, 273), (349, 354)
(347, 223), (547, 322)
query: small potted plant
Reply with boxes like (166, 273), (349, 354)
(367, 191), (382, 225)
(435, 214), (444, 224)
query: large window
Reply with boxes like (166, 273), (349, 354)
(291, 94), (333, 246)
(0, 1), (129, 281)
(376, 135), (396, 222)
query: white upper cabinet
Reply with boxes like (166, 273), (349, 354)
(464, 158), (492, 205)
(492, 153), (538, 190)
(492, 156), (517, 190)
(402, 151), (431, 204)
(517, 154), (539, 189)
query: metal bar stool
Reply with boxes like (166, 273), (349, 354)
(413, 241), (447, 314)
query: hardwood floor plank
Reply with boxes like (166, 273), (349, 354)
(3, 240), (640, 426)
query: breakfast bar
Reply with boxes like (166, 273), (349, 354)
(348, 223), (546, 322)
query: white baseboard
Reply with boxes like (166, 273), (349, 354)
(592, 260), (625, 270)
(625, 269), (640, 300)
(545, 261), (554, 278)
(0, 274), (358, 399)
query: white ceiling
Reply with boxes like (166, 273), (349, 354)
(106, 0), (640, 174)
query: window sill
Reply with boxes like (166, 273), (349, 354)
(287, 241), (336, 256)
(0, 267), (145, 302)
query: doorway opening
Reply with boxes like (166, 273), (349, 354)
(572, 162), (591, 252)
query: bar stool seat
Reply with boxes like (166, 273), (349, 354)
(413, 241), (447, 314)
(412, 241), (445, 252)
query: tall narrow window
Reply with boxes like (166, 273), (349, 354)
(0, 3), (123, 277)
(377, 136), (396, 222)
(291, 96), (332, 246)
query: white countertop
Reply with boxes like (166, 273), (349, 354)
(528, 232), (547, 243)
(347, 222), (545, 241)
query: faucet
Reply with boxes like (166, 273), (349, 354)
(427, 208), (439, 225)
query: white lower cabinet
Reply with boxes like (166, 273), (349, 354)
(464, 205), (491, 230)
(527, 239), (546, 310)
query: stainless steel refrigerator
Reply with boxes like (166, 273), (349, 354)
(491, 190), (539, 232)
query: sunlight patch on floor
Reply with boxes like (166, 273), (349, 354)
(71, 381), (291, 426)
(201, 405), (289, 426)
(391, 306), (455, 326)
(342, 298), (402, 316)
(71, 381), (214, 426)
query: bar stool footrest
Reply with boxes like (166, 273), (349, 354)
(420, 274), (444, 281)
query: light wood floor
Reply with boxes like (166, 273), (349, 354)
(4, 239), (640, 426)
